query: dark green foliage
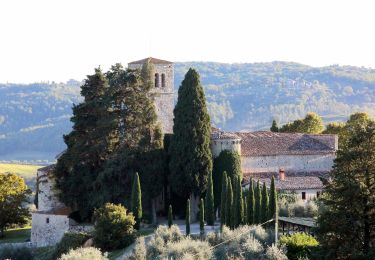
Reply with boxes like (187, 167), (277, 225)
(247, 178), (255, 225)
(268, 176), (277, 220)
(168, 205), (173, 228)
(0, 246), (33, 260)
(0, 173), (31, 237)
(200, 198), (204, 233)
(220, 172), (227, 226)
(243, 195), (247, 223)
(232, 176), (238, 228)
(280, 233), (319, 260)
(280, 112), (324, 134)
(234, 175), (244, 226)
(93, 203), (135, 250)
(55, 68), (110, 219)
(270, 119), (279, 132)
(213, 150), (242, 211)
(186, 199), (191, 236)
(225, 177), (233, 227)
(255, 180), (262, 224)
(96, 63), (163, 207)
(316, 119), (375, 259)
(169, 68), (212, 198)
(131, 172), (142, 230)
(205, 171), (215, 225)
(52, 232), (91, 259)
(261, 182), (269, 223)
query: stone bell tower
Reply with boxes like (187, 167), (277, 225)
(128, 57), (174, 134)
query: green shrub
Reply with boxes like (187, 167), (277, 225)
(129, 237), (146, 260)
(280, 232), (319, 260)
(51, 232), (91, 259)
(0, 246), (33, 260)
(264, 244), (288, 260)
(154, 225), (183, 244)
(93, 203), (136, 250)
(59, 247), (107, 260)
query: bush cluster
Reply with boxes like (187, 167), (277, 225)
(280, 232), (319, 260)
(52, 232), (91, 259)
(0, 246), (33, 260)
(279, 199), (318, 218)
(93, 203), (136, 250)
(59, 247), (108, 260)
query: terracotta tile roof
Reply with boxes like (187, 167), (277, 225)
(236, 131), (337, 156)
(128, 57), (173, 65)
(38, 164), (55, 173)
(243, 171), (329, 190)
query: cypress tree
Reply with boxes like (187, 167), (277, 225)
(205, 171), (215, 225)
(268, 176), (277, 220)
(220, 172), (228, 226)
(200, 198), (205, 234)
(168, 205), (173, 228)
(169, 68), (212, 199)
(247, 178), (255, 225)
(186, 199), (191, 236)
(270, 119), (279, 132)
(131, 172), (142, 230)
(261, 182), (269, 223)
(225, 177), (233, 227)
(243, 195), (247, 224)
(237, 175), (244, 226)
(232, 176), (238, 228)
(213, 151), (242, 211)
(255, 180), (262, 224)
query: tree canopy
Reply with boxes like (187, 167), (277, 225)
(0, 173), (31, 237)
(169, 68), (212, 198)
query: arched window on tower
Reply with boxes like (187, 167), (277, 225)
(161, 73), (166, 88)
(155, 73), (159, 88)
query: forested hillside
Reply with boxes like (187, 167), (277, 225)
(1, 62), (374, 160)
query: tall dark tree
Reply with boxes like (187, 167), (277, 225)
(200, 198), (205, 234)
(186, 199), (191, 236)
(94, 63), (164, 216)
(205, 171), (215, 225)
(169, 68), (212, 200)
(255, 180), (262, 224)
(225, 177), (233, 227)
(270, 119), (279, 132)
(131, 172), (142, 230)
(268, 176), (277, 220)
(243, 195), (247, 224)
(168, 205), (173, 228)
(213, 150), (242, 211)
(220, 172), (228, 226)
(261, 182), (269, 223)
(232, 176), (239, 228)
(247, 178), (255, 225)
(55, 68), (110, 219)
(317, 120), (375, 259)
(235, 175), (244, 226)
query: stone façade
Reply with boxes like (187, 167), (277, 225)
(128, 57), (174, 134)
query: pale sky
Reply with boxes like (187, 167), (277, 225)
(1, 0), (375, 83)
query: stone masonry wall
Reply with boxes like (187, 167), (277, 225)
(37, 170), (65, 212)
(211, 138), (241, 158)
(128, 63), (174, 134)
(31, 212), (70, 247)
(241, 154), (335, 173)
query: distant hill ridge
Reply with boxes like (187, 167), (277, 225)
(0, 62), (374, 160)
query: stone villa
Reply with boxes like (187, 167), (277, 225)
(31, 57), (337, 246)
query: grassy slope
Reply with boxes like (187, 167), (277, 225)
(0, 163), (41, 190)
(0, 226), (31, 243)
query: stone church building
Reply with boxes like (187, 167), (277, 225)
(31, 57), (337, 246)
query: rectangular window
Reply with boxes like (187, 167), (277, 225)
(302, 192), (306, 200)
(46, 217), (50, 224)
(316, 191), (320, 198)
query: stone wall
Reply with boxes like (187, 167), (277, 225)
(31, 212), (70, 247)
(241, 154), (335, 173)
(37, 170), (65, 212)
(128, 63), (174, 134)
(211, 138), (241, 158)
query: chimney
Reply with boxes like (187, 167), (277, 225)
(279, 168), (285, 181)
